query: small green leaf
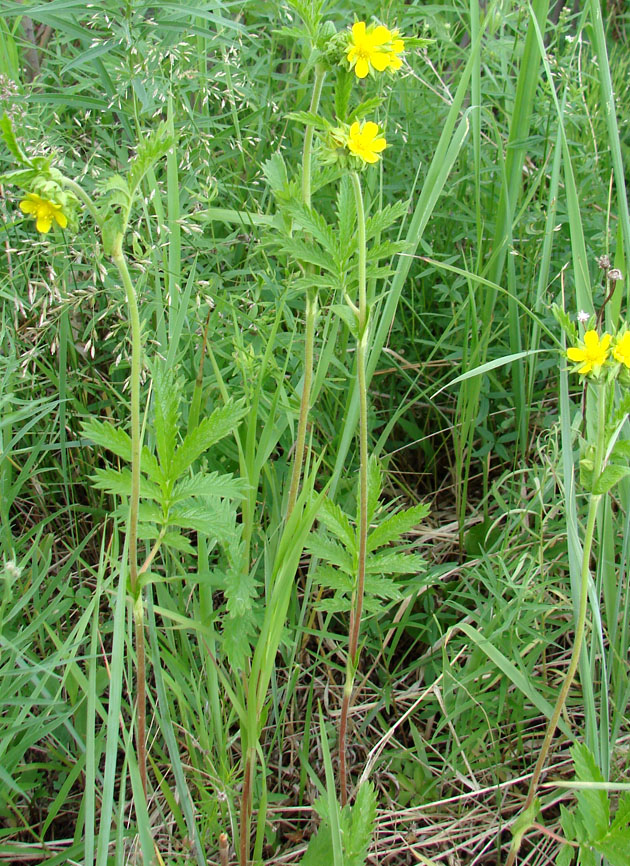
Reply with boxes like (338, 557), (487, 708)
(171, 400), (247, 478)
(170, 472), (245, 503)
(330, 303), (359, 338)
(334, 67), (353, 122)
(307, 534), (354, 573)
(593, 829), (630, 866)
(318, 497), (355, 550)
(367, 503), (429, 552)
(0, 113), (30, 165)
(90, 467), (161, 501)
(348, 97), (384, 125)
(153, 366), (181, 475)
(127, 122), (174, 197)
(224, 569), (257, 618)
(82, 418), (132, 462)
(222, 611), (255, 672)
(343, 780), (376, 866)
(286, 110), (330, 131)
(572, 744), (609, 840)
(592, 463), (630, 495)
(261, 153), (289, 198)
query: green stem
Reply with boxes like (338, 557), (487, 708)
(339, 171), (369, 806)
(505, 382), (606, 866)
(59, 176), (101, 226)
(286, 65), (326, 520)
(112, 243), (146, 797)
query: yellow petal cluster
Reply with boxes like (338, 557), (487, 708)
(566, 330), (611, 376)
(19, 193), (68, 233)
(613, 332), (630, 368)
(346, 22), (405, 79)
(347, 121), (387, 164)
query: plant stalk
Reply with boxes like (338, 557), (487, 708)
(505, 383), (606, 865)
(285, 65), (325, 519)
(112, 243), (146, 797)
(339, 171), (369, 806)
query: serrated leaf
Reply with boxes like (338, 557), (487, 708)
(90, 467), (161, 502)
(161, 531), (195, 555)
(556, 843), (575, 866)
(318, 497), (355, 550)
(611, 793), (630, 831)
(283, 200), (338, 253)
(343, 780), (376, 866)
(261, 152), (289, 197)
(279, 237), (339, 273)
(366, 551), (426, 576)
(572, 744), (609, 840)
(348, 97), (384, 124)
(335, 67), (353, 122)
(286, 110), (330, 131)
(307, 534), (354, 573)
(127, 122), (174, 197)
(593, 829), (630, 866)
(224, 569), (257, 617)
(593, 463), (630, 495)
(170, 472), (244, 503)
(336, 174), (354, 257)
(300, 818), (334, 866)
(367, 239), (408, 263)
(560, 804), (577, 842)
(365, 200), (409, 241)
(313, 565), (353, 594)
(166, 504), (235, 544)
(153, 366), (181, 475)
(552, 303), (579, 345)
(82, 418), (132, 462)
(222, 610), (255, 671)
(367, 503), (429, 552)
(313, 595), (352, 613)
(0, 113), (30, 165)
(170, 400), (246, 478)
(364, 574), (404, 600)
(330, 303), (360, 337)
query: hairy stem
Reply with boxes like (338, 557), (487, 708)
(339, 171), (369, 806)
(286, 65), (326, 520)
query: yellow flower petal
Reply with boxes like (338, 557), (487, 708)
(352, 21), (366, 40)
(54, 210), (68, 229)
(19, 199), (37, 214)
(354, 57), (369, 78)
(371, 51), (390, 72)
(35, 214), (52, 233)
(371, 25), (391, 45)
(567, 347), (586, 362)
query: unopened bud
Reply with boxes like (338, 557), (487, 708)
(597, 254), (611, 270)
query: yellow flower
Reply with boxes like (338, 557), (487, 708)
(613, 331), (630, 368)
(566, 329), (611, 376)
(387, 29), (405, 71)
(19, 193), (68, 233)
(347, 121), (387, 164)
(346, 21), (392, 78)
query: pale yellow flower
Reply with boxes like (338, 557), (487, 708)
(347, 121), (387, 164)
(613, 331), (630, 368)
(566, 329), (611, 376)
(19, 193), (68, 233)
(346, 22), (392, 79)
